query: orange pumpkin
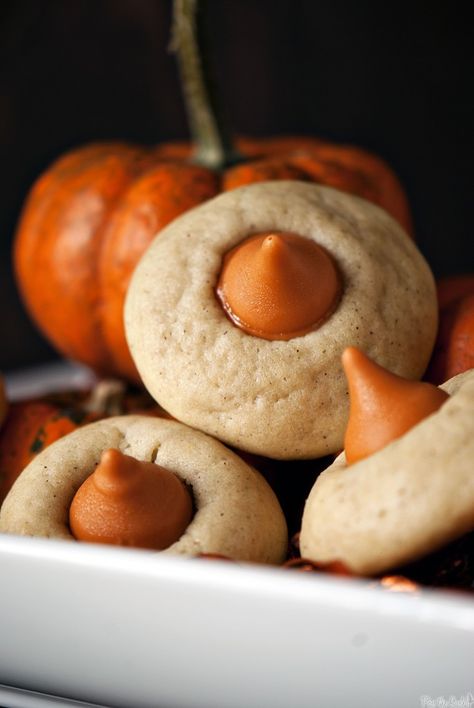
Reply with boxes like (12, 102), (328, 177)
(0, 394), (89, 505)
(14, 136), (413, 383)
(0, 382), (162, 505)
(426, 275), (474, 384)
(436, 274), (474, 310)
(13, 1), (414, 384)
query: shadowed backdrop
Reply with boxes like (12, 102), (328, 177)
(0, 0), (472, 369)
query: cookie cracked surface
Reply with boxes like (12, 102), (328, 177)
(125, 181), (437, 459)
(0, 415), (288, 564)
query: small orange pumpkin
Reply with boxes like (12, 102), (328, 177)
(436, 274), (474, 310)
(14, 138), (413, 384)
(0, 382), (162, 506)
(426, 275), (474, 384)
(0, 394), (89, 505)
(13, 0), (414, 384)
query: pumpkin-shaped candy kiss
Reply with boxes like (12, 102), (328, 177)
(342, 346), (450, 464)
(216, 231), (342, 340)
(69, 448), (193, 550)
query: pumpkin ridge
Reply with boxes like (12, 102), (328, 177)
(15, 144), (151, 373)
(79, 146), (158, 376)
(97, 159), (219, 380)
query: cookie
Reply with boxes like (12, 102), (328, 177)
(125, 181), (437, 459)
(300, 369), (474, 575)
(0, 415), (288, 564)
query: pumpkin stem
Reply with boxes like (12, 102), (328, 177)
(170, 0), (240, 170)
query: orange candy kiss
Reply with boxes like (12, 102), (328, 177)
(342, 347), (449, 464)
(69, 448), (193, 550)
(216, 231), (342, 340)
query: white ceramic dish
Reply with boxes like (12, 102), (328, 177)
(0, 535), (473, 708)
(1, 363), (473, 708)
(4, 360), (96, 401)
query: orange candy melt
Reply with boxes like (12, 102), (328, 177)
(69, 448), (193, 550)
(216, 231), (342, 340)
(342, 347), (449, 464)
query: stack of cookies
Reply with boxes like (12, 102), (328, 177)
(1, 181), (472, 576)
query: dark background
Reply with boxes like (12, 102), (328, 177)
(1, 0), (473, 371)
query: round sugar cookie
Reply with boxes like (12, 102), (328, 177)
(125, 181), (437, 459)
(0, 415), (288, 564)
(300, 369), (474, 575)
